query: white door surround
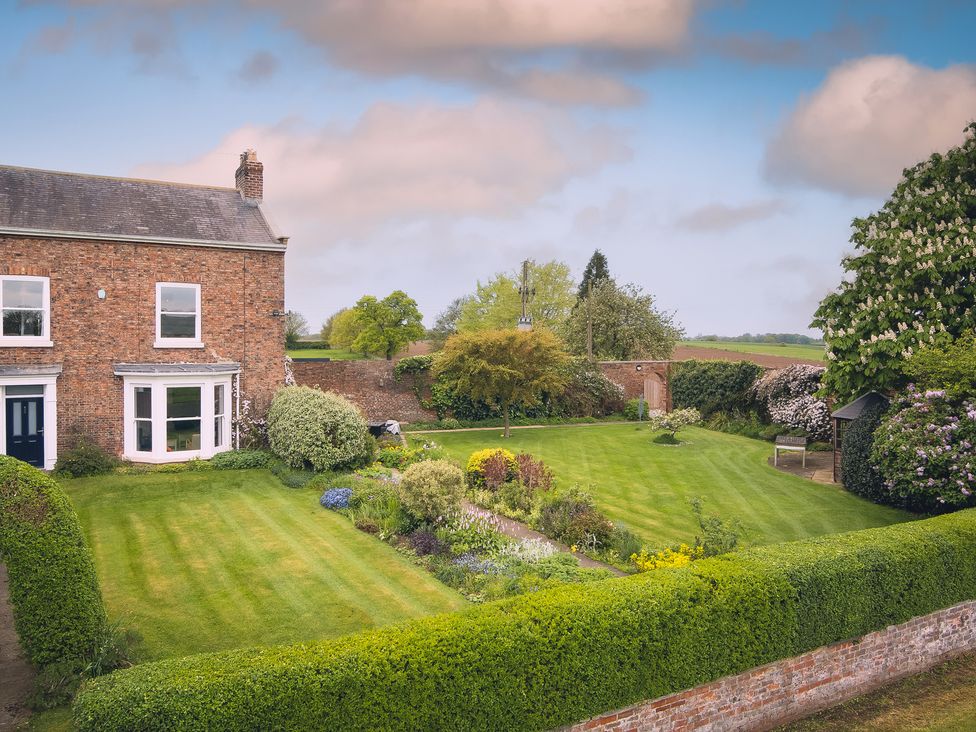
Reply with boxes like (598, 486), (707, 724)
(0, 365), (61, 471)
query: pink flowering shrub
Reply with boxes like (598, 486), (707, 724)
(754, 365), (830, 441)
(871, 386), (976, 512)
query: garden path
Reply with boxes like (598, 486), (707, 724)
(0, 564), (33, 731)
(767, 451), (835, 484)
(461, 501), (627, 577)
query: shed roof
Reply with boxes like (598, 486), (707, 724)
(0, 165), (285, 251)
(831, 391), (889, 421)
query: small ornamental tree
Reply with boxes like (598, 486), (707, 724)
(353, 291), (425, 360)
(813, 124), (976, 400)
(871, 386), (976, 513)
(646, 407), (701, 442)
(434, 329), (570, 437)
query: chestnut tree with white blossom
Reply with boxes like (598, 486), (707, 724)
(812, 123), (976, 400)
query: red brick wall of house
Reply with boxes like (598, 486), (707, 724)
(0, 235), (285, 456)
(564, 600), (976, 732)
(291, 359), (436, 423)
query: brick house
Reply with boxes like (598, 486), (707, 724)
(0, 150), (286, 468)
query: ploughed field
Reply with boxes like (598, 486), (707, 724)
(64, 470), (466, 661)
(417, 424), (911, 548)
(678, 339), (826, 362)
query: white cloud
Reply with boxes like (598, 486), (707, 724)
(675, 199), (787, 231)
(29, 0), (695, 104)
(135, 98), (628, 230)
(133, 98), (628, 326)
(765, 55), (976, 196)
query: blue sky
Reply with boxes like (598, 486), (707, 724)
(3, 1), (975, 337)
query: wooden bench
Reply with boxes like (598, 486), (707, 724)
(774, 435), (808, 468)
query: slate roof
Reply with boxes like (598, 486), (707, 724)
(113, 363), (241, 375)
(831, 391), (889, 421)
(0, 165), (285, 251)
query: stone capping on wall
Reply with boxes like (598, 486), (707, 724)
(562, 600), (976, 732)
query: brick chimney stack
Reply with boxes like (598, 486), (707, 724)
(235, 149), (263, 201)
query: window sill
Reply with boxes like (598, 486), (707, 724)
(0, 339), (54, 348)
(154, 340), (205, 349)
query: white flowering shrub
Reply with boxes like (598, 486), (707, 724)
(266, 386), (372, 471)
(646, 407), (701, 437)
(813, 123), (976, 399)
(754, 365), (830, 441)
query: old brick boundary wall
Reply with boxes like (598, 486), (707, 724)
(292, 359), (674, 423)
(291, 360), (436, 423)
(564, 600), (976, 732)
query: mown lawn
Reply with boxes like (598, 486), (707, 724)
(416, 424), (912, 547)
(680, 340), (826, 361)
(63, 470), (466, 661)
(287, 348), (368, 360)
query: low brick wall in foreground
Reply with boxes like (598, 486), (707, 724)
(565, 600), (976, 732)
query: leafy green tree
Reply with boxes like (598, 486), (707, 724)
(813, 124), (976, 400)
(902, 335), (976, 400)
(434, 329), (570, 437)
(329, 308), (364, 351)
(428, 296), (470, 350)
(320, 309), (346, 345)
(564, 279), (682, 360)
(284, 310), (308, 348)
(457, 260), (575, 332)
(352, 290), (426, 360)
(577, 249), (611, 301)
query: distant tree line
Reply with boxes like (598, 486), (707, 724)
(692, 333), (824, 345)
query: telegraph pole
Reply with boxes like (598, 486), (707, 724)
(517, 259), (534, 331)
(586, 279), (593, 359)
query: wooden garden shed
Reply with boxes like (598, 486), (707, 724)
(831, 391), (889, 483)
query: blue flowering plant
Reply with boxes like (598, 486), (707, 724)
(319, 488), (354, 511)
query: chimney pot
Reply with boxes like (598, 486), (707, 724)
(235, 148), (263, 201)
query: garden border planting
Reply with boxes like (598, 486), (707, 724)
(73, 509), (976, 731)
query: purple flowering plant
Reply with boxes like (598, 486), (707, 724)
(871, 385), (976, 511)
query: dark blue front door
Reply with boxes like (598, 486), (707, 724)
(6, 397), (44, 468)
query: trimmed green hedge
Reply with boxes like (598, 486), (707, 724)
(73, 510), (976, 731)
(670, 359), (763, 416)
(0, 456), (107, 668)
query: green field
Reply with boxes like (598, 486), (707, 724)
(64, 470), (465, 661)
(415, 424), (911, 548)
(287, 348), (368, 360)
(681, 340), (826, 361)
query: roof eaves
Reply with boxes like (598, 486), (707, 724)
(0, 226), (287, 252)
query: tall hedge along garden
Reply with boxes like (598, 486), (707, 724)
(0, 456), (128, 710)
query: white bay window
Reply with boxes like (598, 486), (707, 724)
(117, 364), (237, 462)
